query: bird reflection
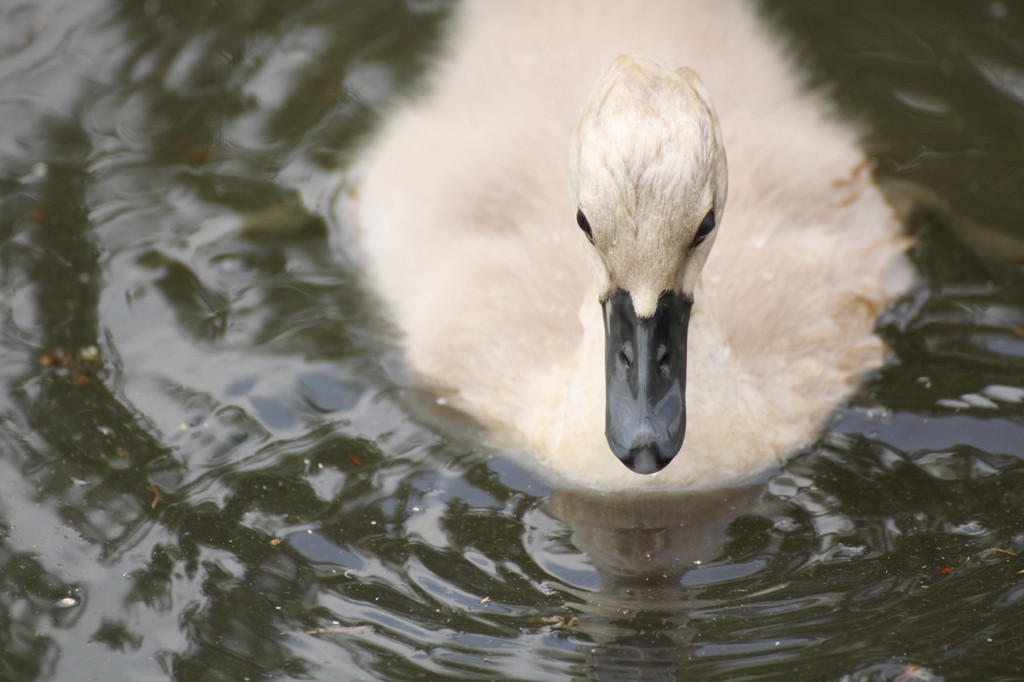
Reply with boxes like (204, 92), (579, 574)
(546, 484), (767, 679)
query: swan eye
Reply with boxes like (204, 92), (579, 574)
(576, 209), (595, 244)
(691, 210), (716, 248)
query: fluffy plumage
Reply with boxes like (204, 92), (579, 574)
(345, 0), (909, 489)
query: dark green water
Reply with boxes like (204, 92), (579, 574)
(2, 1), (1024, 680)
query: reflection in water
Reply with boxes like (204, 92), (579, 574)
(1, 0), (1024, 680)
(544, 486), (767, 679)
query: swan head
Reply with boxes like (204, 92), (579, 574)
(569, 55), (727, 475)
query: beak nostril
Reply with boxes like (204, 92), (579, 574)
(657, 343), (670, 372)
(619, 342), (633, 369)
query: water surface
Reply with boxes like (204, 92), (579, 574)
(2, 1), (1024, 680)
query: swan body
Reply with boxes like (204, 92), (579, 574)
(346, 0), (908, 489)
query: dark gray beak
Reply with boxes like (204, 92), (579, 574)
(602, 290), (690, 474)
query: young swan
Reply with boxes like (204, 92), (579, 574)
(352, 34), (906, 490)
(570, 57), (727, 475)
